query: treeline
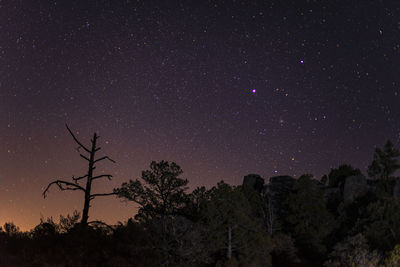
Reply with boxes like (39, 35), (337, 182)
(2, 131), (400, 266)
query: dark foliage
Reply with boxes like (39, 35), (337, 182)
(0, 217), (159, 267)
(3, 139), (400, 266)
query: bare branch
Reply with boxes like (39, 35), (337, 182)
(95, 147), (101, 152)
(90, 192), (117, 200)
(43, 180), (86, 198)
(65, 124), (90, 153)
(80, 154), (90, 161)
(72, 174), (88, 182)
(92, 174), (113, 181)
(94, 156), (116, 164)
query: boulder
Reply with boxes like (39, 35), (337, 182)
(243, 174), (264, 193)
(343, 175), (369, 203)
(266, 176), (296, 200)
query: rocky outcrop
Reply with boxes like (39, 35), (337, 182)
(243, 174), (265, 193)
(266, 176), (296, 201)
(343, 175), (370, 203)
(243, 173), (380, 205)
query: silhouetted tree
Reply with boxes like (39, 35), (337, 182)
(367, 140), (400, 196)
(185, 186), (208, 221)
(368, 140), (400, 181)
(43, 125), (116, 226)
(3, 222), (20, 236)
(115, 160), (189, 265)
(201, 181), (273, 266)
(115, 160), (188, 222)
(283, 174), (335, 260)
(58, 210), (81, 233)
(7, 139), (400, 266)
(326, 164), (362, 188)
(31, 218), (58, 239)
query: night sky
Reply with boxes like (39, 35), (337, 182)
(1, 0), (400, 230)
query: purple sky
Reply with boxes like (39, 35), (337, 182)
(1, 0), (399, 230)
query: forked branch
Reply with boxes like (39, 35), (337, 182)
(94, 156), (116, 164)
(43, 180), (86, 198)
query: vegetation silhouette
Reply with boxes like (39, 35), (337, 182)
(43, 125), (117, 227)
(1, 139), (400, 266)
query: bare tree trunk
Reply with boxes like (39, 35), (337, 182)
(227, 226), (232, 260)
(81, 133), (97, 226)
(43, 125), (116, 228)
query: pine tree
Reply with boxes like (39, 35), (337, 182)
(368, 140), (400, 181)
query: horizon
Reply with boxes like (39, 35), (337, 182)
(0, 146), (389, 231)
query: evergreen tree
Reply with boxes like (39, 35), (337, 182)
(200, 181), (273, 266)
(368, 140), (400, 181)
(327, 164), (361, 188)
(115, 160), (190, 265)
(115, 160), (189, 222)
(283, 174), (335, 259)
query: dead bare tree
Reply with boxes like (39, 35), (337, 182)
(43, 124), (116, 226)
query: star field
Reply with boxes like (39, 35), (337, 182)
(1, 0), (400, 230)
